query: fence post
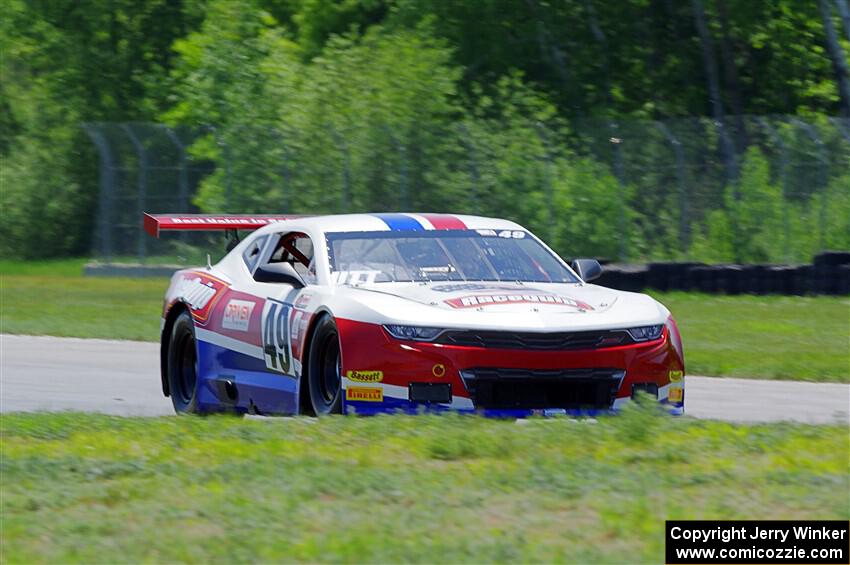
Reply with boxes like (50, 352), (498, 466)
(710, 119), (742, 262)
(208, 127), (233, 211)
(457, 123), (480, 214)
(274, 129), (292, 212)
(791, 119), (830, 253)
(609, 122), (627, 262)
(829, 116), (850, 144)
(82, 123), (115, 261)
(384, 125), (409, 210)
(656, 123), (690, 258)
(534, 122), (556, 243)
(758, 118), (791, 262)
(121, 124), (148, 260)
(163, 126), (190, 246)
(328, 124), (351, 213)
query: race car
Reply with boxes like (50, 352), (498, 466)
(145, 212), (685, 417)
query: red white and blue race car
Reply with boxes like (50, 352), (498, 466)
(145, 212), (685, 417)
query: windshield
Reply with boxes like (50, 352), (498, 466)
(326, 230), (579, 284)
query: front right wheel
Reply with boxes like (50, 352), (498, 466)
(307, 315), (342, 415)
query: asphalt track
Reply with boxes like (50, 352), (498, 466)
(1, 334), (848, 424)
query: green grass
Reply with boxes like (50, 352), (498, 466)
(0, 261), (168, 342)
(652, 292), (849, 382)
(1, 408), (847, 563)
(1, 260), (847, 381)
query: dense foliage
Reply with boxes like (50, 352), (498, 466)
(2, 0), (849, 260)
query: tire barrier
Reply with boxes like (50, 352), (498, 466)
(594, 252), (850, 295)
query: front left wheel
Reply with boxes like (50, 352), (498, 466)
(167, 310), (200, 414)
(307, 315), (342, 415)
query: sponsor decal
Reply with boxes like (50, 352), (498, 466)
(345, 387), (383, 402)
(290, 310), (304, 340)
(346, 370), (383, 383)
(331, 270), (381, 285)
(475, 229), (526, 238)
(294, 293), (312, 309)
(668, 387), (684, 403)
(173, 273), (228, 323)
(432, 364), (446, 378)
(432, 283), (542, 293)
(167, 216), (288, 226)
(222, 299), (255, 332)
(445, 293), (595, 310)
(669, 370), (684, 382)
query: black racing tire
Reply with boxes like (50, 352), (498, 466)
(167, 310), (200, 414)
(307, 315), (342, 415)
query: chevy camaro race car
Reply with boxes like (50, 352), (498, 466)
(145, 212), (685, 417)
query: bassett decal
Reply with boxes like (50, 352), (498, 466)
(346, 370), (383, 383)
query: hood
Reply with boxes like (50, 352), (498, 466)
(334, 281), (668, 332)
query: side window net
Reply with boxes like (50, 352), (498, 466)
(267, 233), (317, 283)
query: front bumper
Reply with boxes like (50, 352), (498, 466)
(337, 317), (686, 417)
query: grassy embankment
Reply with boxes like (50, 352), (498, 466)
(1, 259), (848, 381)
(1, 408), (848, 563)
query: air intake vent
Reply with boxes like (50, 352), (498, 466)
(460, 368), (624, 410)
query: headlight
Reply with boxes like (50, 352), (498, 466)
(626, 324), (664, 341)
(383, 325), (443, 341)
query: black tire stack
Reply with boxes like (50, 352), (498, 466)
(592, 252), (850, 296)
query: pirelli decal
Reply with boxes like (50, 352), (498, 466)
(345, 387), (383, 402)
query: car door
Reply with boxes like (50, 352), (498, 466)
(232, 230), (316, 414)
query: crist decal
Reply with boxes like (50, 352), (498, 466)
(222, 299), (255, 332)
(345, 387), (383, 402)
(445, 293), (595, 310)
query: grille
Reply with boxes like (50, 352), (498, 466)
(460, 367), (624, 410)
(437, 329), (632, 350)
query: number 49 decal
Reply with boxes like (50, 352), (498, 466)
(262, 299), (292, 374)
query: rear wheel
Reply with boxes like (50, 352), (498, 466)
(167, 310), (200, 413)
(307, 315), (342, 415)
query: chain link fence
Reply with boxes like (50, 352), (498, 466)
(83, 116), (850, 265)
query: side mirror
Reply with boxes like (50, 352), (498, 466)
(254, 262), (305, 288)
(571, 258), (603, 282)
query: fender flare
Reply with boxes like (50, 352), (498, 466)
(297, 306), (335, 415)
(160, 301), (192, 397)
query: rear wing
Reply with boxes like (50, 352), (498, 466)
(143, 213), (303, 238)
